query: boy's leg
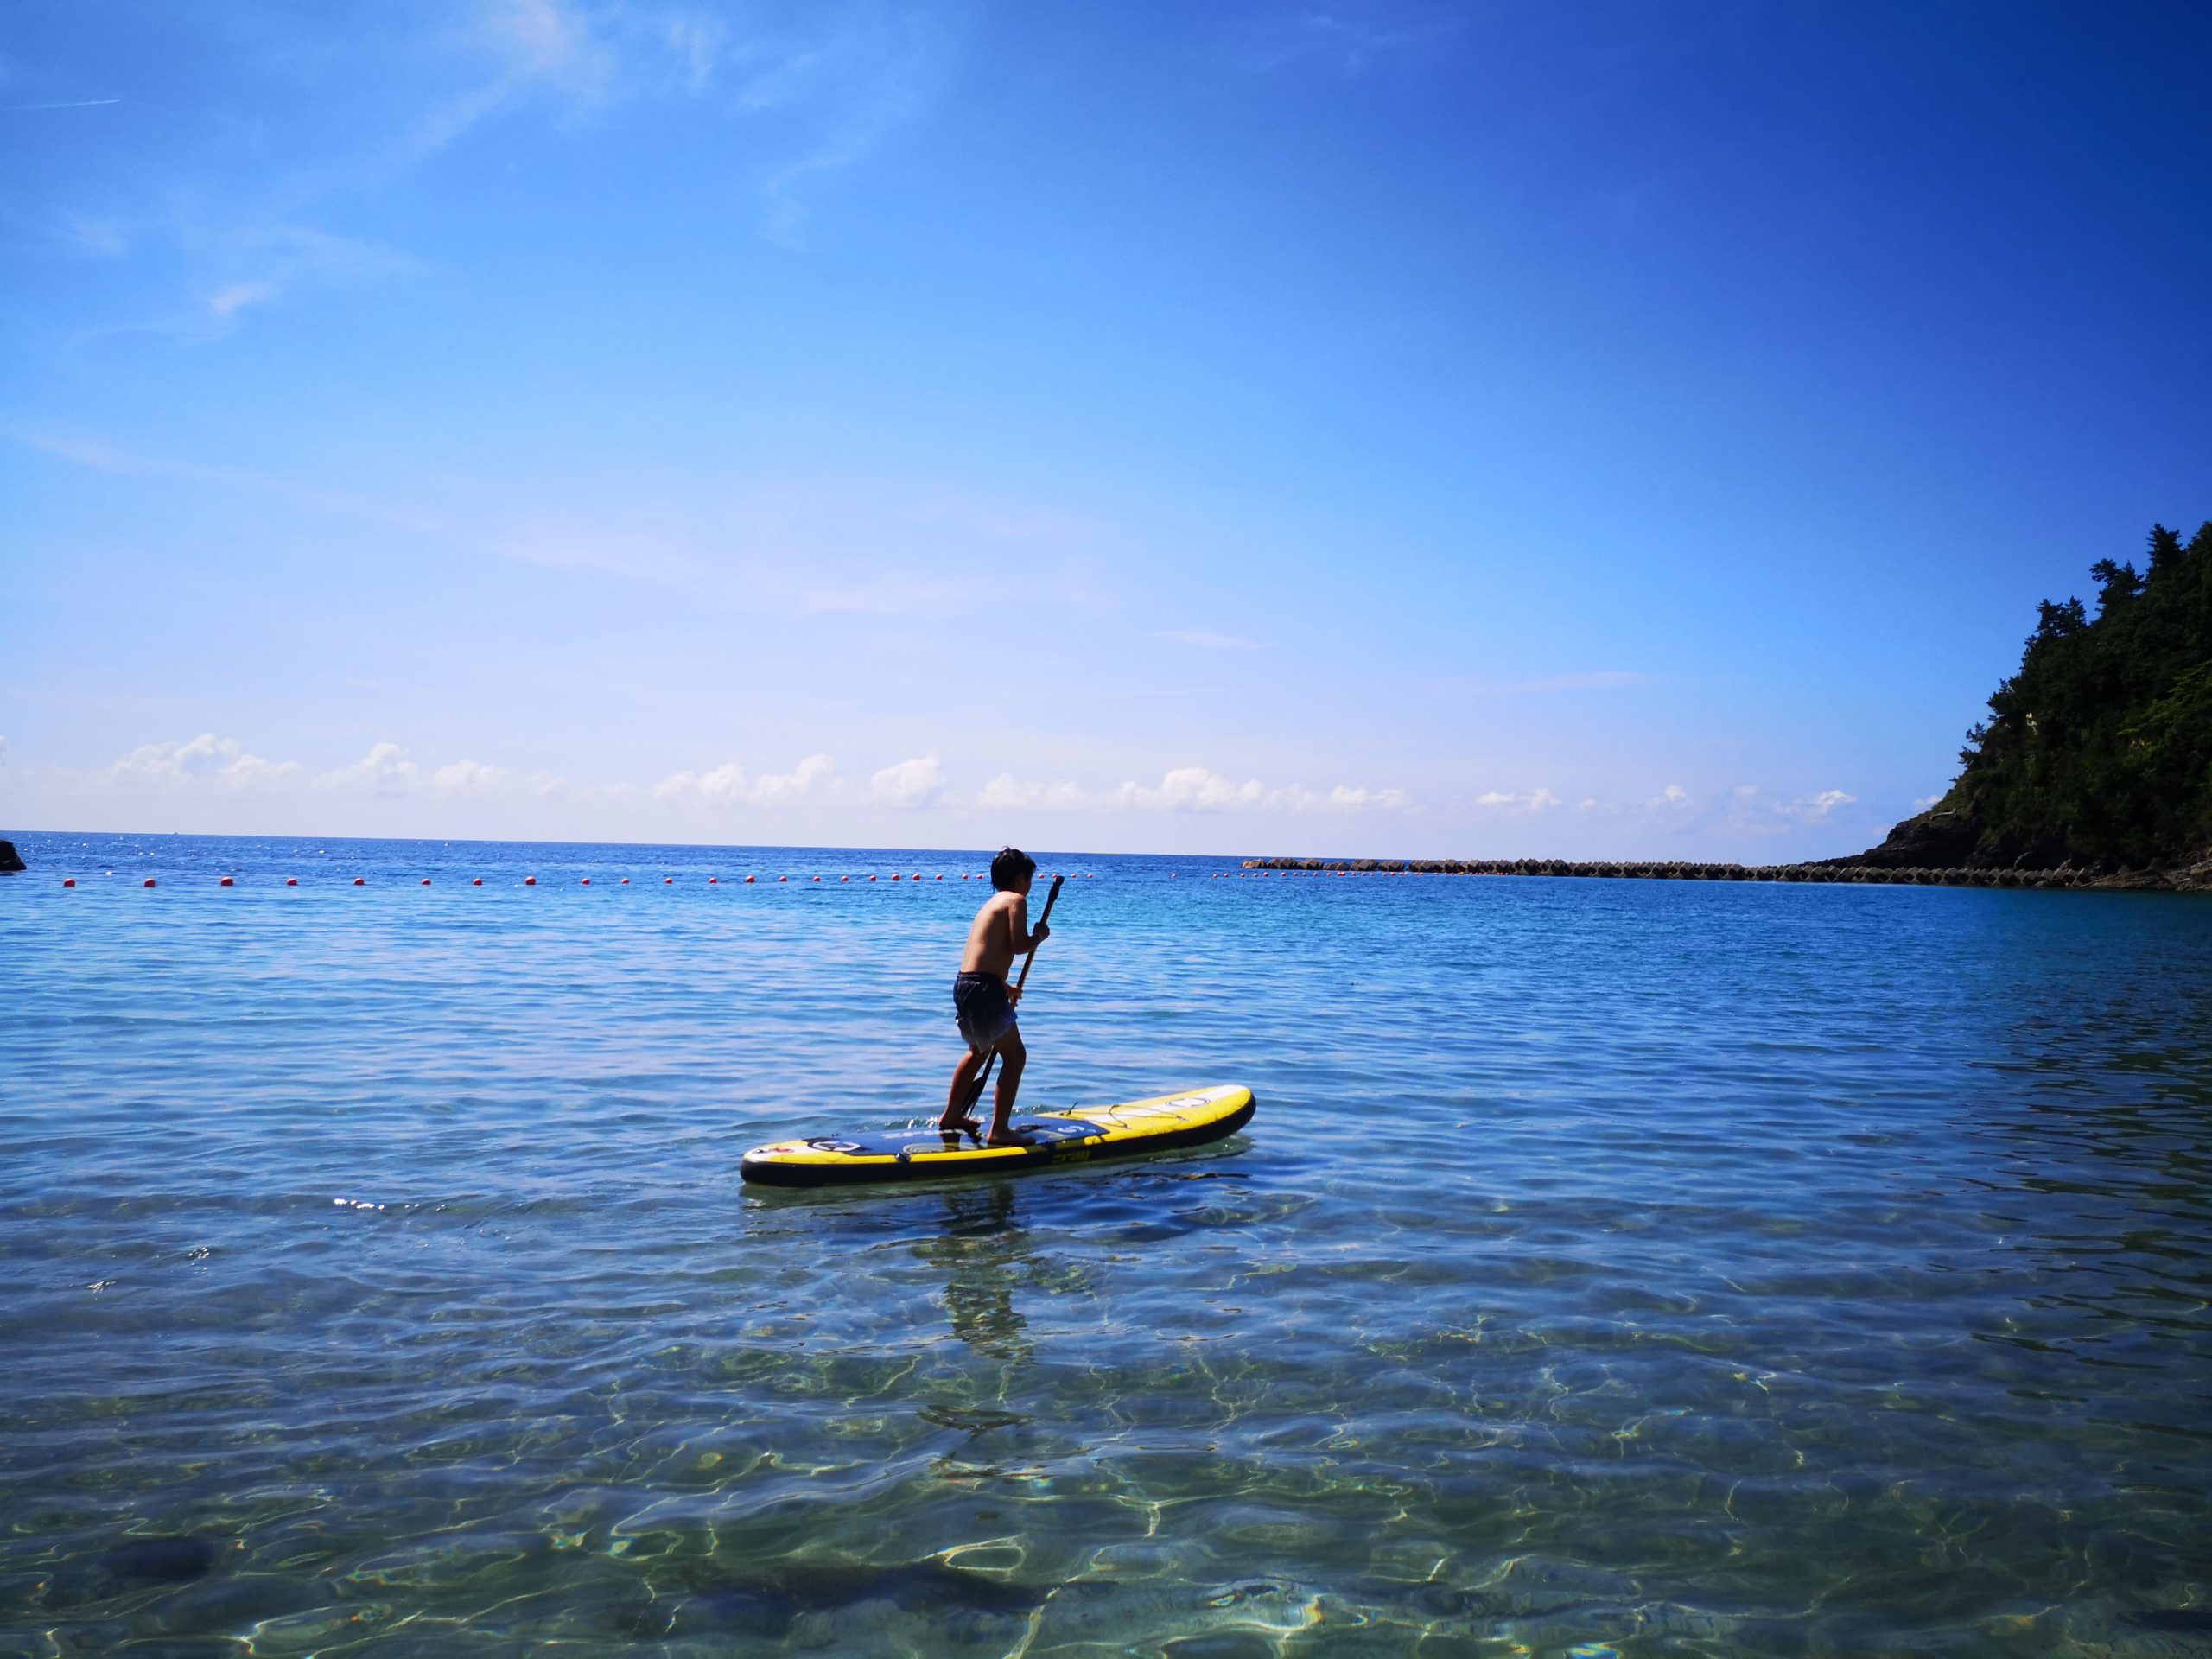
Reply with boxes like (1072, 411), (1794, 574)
(986, 1027), (1027, 1144)
(940, 1046), (988, 1133)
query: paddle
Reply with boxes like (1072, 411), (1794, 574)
(963, 873), (1064, 1116)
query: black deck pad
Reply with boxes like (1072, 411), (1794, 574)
(803, 1117), (1111, 1161)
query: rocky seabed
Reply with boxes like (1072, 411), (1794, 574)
(1241, 855), (2212, 892)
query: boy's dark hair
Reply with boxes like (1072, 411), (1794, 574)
(990, 847), (1037, 891)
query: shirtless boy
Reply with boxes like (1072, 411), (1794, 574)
(941, 847), (1052, 1145)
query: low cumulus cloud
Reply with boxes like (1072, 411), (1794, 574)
(48, 736), (1414, 825)
(870, 754), (945, 808)
(321, 742), (557, 798)
(656, 753), (839, 807)
(1475, 787), (1561, 810)
(979, 773), (1086, 811)
(1726, 785), (1856, 826)
(977, 766), (1410, 814)
(79, 734), (556, 798)
(110, 733), (303, 790)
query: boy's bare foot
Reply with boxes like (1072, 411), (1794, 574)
(985, 1126), (1037, 1148)
(938, 1115), (982, 1136)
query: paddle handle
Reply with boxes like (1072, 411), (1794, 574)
(967, 874), (1063, 1111)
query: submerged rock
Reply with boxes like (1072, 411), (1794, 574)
(99, 1535), (219, 1583)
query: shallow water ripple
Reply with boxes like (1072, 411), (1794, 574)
(3, 834), (2210, 1656)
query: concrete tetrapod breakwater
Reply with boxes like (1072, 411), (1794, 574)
(1239, 856), (2212, 892)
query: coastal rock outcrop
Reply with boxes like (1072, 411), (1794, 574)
(0, 838), (23, 873)
(1834, 808), (1982, 871)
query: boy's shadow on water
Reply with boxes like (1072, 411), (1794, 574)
(913, 1183), (1035, 1363)
(743, 1144), (1268, 1363)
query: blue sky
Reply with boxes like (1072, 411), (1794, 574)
(3, 1), (2207, 856)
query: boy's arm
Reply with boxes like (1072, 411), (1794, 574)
(1007, 893), (1051, 954)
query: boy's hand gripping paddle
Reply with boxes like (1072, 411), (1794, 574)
(965, 874), (1064, 1115)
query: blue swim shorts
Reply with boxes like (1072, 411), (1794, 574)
(953, 971), (1017, 1052)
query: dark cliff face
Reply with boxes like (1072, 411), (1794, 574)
(1847, 522), (2212, 878)
(1835, 809), (1984, 870)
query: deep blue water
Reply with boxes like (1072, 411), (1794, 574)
(3, 830), (2210, 1656)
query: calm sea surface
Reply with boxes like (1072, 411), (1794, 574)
(4, 831), (2210, 1657)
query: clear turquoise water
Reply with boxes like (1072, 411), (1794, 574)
(4, 831), (2210, 1656)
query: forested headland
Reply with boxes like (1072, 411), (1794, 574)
(1245, 522), (2212, 893)
(1847, 521), (2212, 883)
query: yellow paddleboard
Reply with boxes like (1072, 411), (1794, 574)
(740, 1084), (1255, 1187)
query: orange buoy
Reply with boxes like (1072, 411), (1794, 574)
(891, 874), (900, 881)
(936, 874), (944, 881)
(288, 877), (299, 887)
(744, 875), (755, 884)
(524, 876), (537, 886)
(472, 878), (482, 886)
(220, 876), (234, 887)
(664, 876), (673, 884)
(144, 878), (156, 887)
(580, 877), (589, 885)
(423, 878), (433, 886)
(353, 877), (365, 887)
(709, 876), (718, 884)
(869, 874), (877, 881)
(779, 875), (788, 882)
(841, 875), (849, 882)
(813, 875), (821, 882)
(63, 878), (75, 887)
(621, 877), (630, 885)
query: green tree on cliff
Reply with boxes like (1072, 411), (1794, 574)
(1942, 522), (2212, 867)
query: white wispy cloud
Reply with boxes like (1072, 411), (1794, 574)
(13, 429), (443, 538)
(46, 0), (950, 345)
(799, 573), (962, 618)
(1513, 670), (1656, 693)
(61, 213), (130, 257)
(1249, 10), (1460, 75)
(1433, 669), (1659, 696)
(1152, 629), (1262, 651)
(208, 281), (277, 318)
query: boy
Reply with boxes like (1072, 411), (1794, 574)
(941, 847), (1052, 1145)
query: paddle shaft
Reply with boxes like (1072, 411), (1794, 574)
(966, 874), (1064, 1111)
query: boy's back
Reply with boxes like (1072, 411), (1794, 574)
(960, 889), (1029, 981)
